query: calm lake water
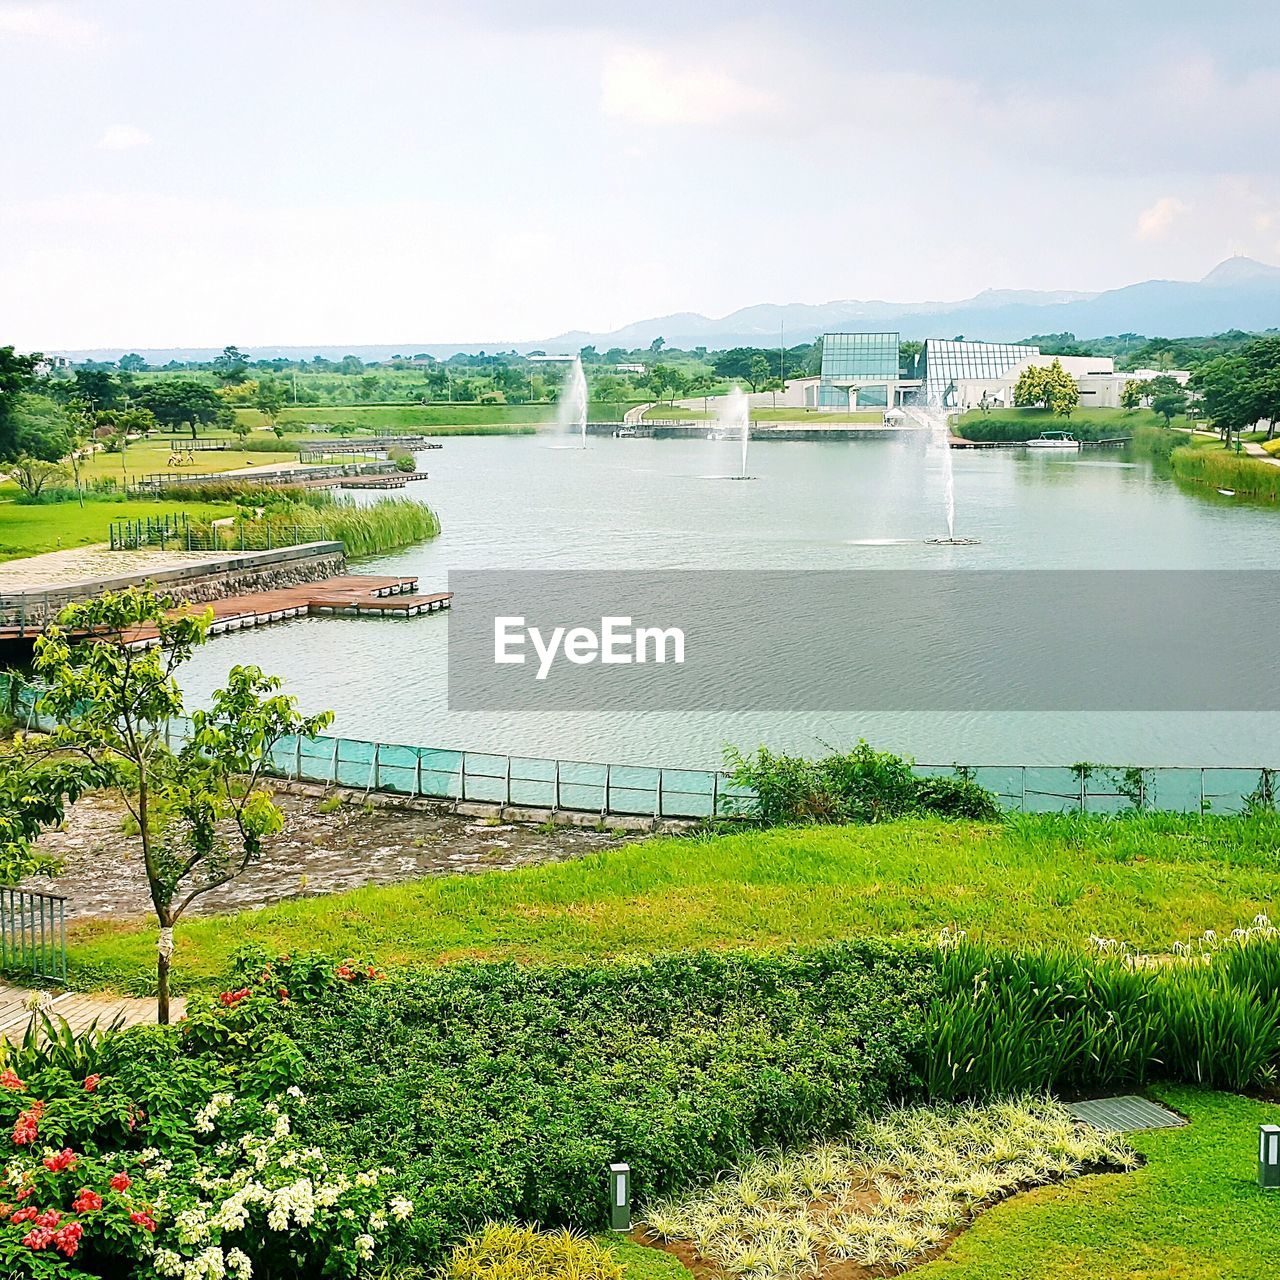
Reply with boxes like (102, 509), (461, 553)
(179, 433), (1280, 768)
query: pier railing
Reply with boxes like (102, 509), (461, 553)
(0, 887), (67, 982)
(110, 515), (337, 554)
(5, 679), (1278, 821)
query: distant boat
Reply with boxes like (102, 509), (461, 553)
(707, 429), (730, 441)
(1025, 431), (1080, 450)
(1217, 488), (1235, 496)
(613, 426), (639, 438)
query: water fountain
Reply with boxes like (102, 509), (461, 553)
(902, 397), (979, 545)
(557, 356), (588, 448)
(720, 385), (751, 479)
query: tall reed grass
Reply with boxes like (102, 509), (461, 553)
(927, 921), (1280, 1097)
(1171, 445), (1280, 501)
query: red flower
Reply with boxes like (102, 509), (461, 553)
(0, 1068), (24, 1091)
(16, 1185), (33, 1201)
(12, 1103), (42, 1146)
(72, 1189), (102, 1214)
(82, 1074), (101, 1093)
(34, 1210), (61, 1230)
(218, 987), (251, 1007)
(54, 1222), (82, 1258)
(0, 1203), (10, 1220)
(109, 1172), (131, 1193)
(42, 1149), (77, 1173)
(10, 1207), (37, 1224)
(129, 1210), (157, 1232)
(278, 987), (290, 1002)
(21, 1226), (54, 1250)
(335, 964), (355, 981)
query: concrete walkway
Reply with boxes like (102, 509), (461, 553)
(1242, 441), (1280, 467)
(0, 984), (182, 1042)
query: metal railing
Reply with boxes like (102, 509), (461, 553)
(109, 515), (334, 554)
(0, 887), (67, 982)
(6, 680), (1279, 822)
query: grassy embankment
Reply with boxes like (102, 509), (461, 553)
(1171, 441), (1280, 501)
(954, 406), (1171, 439)
(65, 811), (1280, 994)
(641, 405), (885, 423)
(234, 404), (553, 432)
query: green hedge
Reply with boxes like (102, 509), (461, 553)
(100, 943), (934, 1263)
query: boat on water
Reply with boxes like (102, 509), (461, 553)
(613, 426), (639, 438)
(1024, 430), (1080, 450)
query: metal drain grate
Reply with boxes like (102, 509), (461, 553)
(1065, 1096), (1187, 1133)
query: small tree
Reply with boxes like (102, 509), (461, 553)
(9, 454), (69, 499)
(33, 588), (332, 1022)
(1120, 379), (1148, 410)
(1013, 365), (1048, 409)
(1044, 360), (1080, 417)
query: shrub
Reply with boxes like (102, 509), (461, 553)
(212, 943), (935, 1261)
(446, 1225), (622, 1280)
(724, 743), (1000, 826)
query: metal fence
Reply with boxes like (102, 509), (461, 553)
(110, 514), (335, 554)
(7, 681), (1279, 821)
(0, 887), (68, 982)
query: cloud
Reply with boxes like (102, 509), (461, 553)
(0, 2), (98, 41)
(98, 125), (152, 152)
(601, 47), (775, 126)
(1136, 196), (1187, 241)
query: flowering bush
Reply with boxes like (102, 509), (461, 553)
(0, 1063), (414, 1278)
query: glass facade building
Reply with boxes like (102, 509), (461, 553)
(818, 332), (900, 409)
(917, 340), (1036, 405)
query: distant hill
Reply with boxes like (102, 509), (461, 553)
(49, 258), (1280, 364)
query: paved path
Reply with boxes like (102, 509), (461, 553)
(1243, 441), (1280, 467)
(0, 545), (232, 591)
(0, 984), (183, 1042)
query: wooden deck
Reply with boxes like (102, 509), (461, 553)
(0, 984), (181, 1042)
(120, 575), (451, 646)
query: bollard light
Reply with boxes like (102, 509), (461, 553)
(1261, 1125), (1280, 1190)
(608, 1162), (632, 1231)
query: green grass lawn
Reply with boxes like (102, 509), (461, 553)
(0, 496), (235, 561)
(65, 812), (1280, 994)
(75, 437), (301, 484)
(236, 404), (553, 431)
(915, 1087), (1279, 1280)
(957, 406), (1170, 432)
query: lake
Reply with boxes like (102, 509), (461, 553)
(178, 432), (1280, 769)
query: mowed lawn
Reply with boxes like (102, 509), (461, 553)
(0, 497), (236, 560)
(915, 1088), (1280, 1280)
(66, 812), (1280, 993)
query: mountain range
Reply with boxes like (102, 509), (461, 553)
(53, 257), (1280, 364)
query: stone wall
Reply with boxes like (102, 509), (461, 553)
(167, 550), (346, 605)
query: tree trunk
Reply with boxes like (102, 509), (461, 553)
(157, 947), (171, 1025)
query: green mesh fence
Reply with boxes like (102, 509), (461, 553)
(5, 679), (1276, 820)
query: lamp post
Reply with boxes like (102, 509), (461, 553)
(1261, 1125), (1280, 1190)
(608, 1162), (631, 1231)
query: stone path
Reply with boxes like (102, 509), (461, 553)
(0, 984), (181, 1042)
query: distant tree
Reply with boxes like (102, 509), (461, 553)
(118, 352), (148, 373)
(648, 336), (666, 354)
(1135, 337), (1176, 370)
(68, 368), (122, 409)
(1190, 355), (1253, 440)
(1, 394), (71, 463)
(898, 340), (923, 373)
(1013, 365), (1048, 409)
(254, 377), (287, 428)
(644, 364), (684, 404)
(212, 345), (250, 386)
(1120, 379), (1148, 410)
(1146, 375), (1188, 425)
(339, 355), (364, 376)
(748, 354), (771, 393)
(134, 379), (229, 439)
(1044, 360), (1080, 417)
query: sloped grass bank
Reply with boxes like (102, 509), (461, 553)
(65, 813), (1280, 995)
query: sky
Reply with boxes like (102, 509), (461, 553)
(4, 0), (1280, 348)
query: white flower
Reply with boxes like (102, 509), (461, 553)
(354, 1235), (375, 1261)
(285, 1086), (305, 1100)
(154, 1249), (185, 1277)
(355, 1170), (379, 1187)
(368, 1209), (387, 1232)
(225, 1250), (252, 1278)
(389, 1196), (414, 1221)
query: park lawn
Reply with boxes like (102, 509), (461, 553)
(236, 404), (553, 431)
(65, 812), (1280, 994)
(915, 1087), (1279, 1280)
(76, 437), (300, 484)
(0, 496), (235, 561)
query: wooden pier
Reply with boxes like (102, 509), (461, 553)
(290, 472), (431, 491)
(118, 575), (451, 647)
